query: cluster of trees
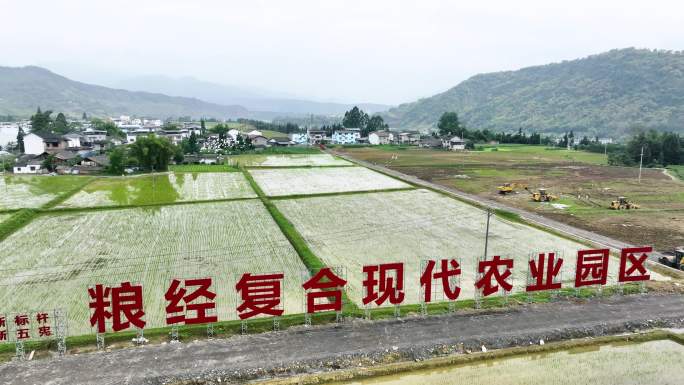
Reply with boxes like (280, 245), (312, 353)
(105, 135), (182, 175)
(236, 118), (301, 134)
(342, 106), (388, 137)
(436, 112), (549, 146)
(607, 131), (682, 167)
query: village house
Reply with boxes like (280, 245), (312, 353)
(442, 136), (466, 150)
(12, 154), (45, 174)
(419, 136), (442, 149)
(268, 137), (294, 147)
(23, 132), (64, 155)
(308, 130), (328, 144)
(82, 129), (107, 143)
(289, 132), (309, 145)
(249, 134), (269, 148)
(61, 133), (83, 148)
(332, 128), (361, 144)
(368, 131), (392, 145)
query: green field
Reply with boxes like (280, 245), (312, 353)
(58, 173), (256, 208)
(669, 165), (684, 181)
(0, 175), (91, 210)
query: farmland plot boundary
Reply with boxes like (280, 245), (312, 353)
(269, 187), (416, 201)
(44, 195), (260, 214)
(41, 177), (96, 209)
(241, 167), (360, 312)
(0, 208), (39, 242)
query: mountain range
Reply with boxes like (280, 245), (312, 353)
(114, 75), (391, 116)
(384, 48), (684, 136)
(0, 66), (248, 119)
(0, 66), (391, 120)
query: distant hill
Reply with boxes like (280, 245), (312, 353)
(0, 66), (248, 119)
(115, 75), (392, 116)
(384, 48), (684, 136)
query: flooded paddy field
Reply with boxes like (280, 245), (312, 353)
(332, 338), (684, 385)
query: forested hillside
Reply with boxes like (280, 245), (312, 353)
(384, 48), (684, 136)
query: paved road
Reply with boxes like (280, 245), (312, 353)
(332, 151), (678, 270)
(2, 294), (683, 385)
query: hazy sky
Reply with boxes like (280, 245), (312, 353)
(2, 0), (683, 105)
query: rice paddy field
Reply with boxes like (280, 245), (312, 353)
(250, 167), (410, 197)
(0, 200), (308, 335)
(0, 174), (89, 210)
(334, 339), (684, 385)
(235, 153), (352, 167)
(276, 189), (667, 306)
(57, 172), (256, 208)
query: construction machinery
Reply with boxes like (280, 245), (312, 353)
(497, 182), (527, 195)
(658, 247), (684, 270)
(609, 196), (640, 210)
(528, 188), (558, 202)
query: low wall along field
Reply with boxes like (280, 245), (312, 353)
(250, 167), (410, 197)
(58, 172), (256, 208)
(0, 200), (307, 335)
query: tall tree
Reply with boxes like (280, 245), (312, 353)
(129, 135), (177, 172)
(53, 113), (69, 134)
(16, 127), (25, 153)
(30, 107), (53, 132)
(365, 115), (388, 136)
(661, 132), (682, 166)
(210, 123), (229, 140)
(92, 118), (123, 138)
(437, 112), (463, 137)
(200, 119), (207, 136)
(82, 112), (88, 121)
(342, 106), (369, 129)
(106, 146), (127, 175)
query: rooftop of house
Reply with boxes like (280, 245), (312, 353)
(30, 131), (62, 142)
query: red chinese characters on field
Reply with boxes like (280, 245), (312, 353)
(619, 247), (652, 282)
(362, 263), (405, 306)
(420, 259), (462, 302)
(302, 268), (347, 313)
(72, 245), (655, 335)
(165, 278), (218, 325)
(36, 312), (52, 337)
(575, 249), (610, 287)
(475, 256), (513, 296)
(526, 253), (563, 292)
(89, 282), (146, 333)
(0, 315), (7, 342)
(236, 273), (284, 320)
(14, 314), (30, 340)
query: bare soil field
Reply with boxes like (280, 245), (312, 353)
(338, 146), (684, 251)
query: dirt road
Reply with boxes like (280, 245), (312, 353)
(332, 152), (678, 268)
(1, 294), (683, 385)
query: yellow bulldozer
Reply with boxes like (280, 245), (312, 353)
(659, 247), (684, 271)
(609, 196), (640, 210)
(529, 188), (558, 202)
(497, 182), (528, 195)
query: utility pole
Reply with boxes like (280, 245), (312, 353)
(638, 145), (644, 184)
(483, 208), (492, 259)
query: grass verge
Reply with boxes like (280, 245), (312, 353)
(0, 208), (39, 242)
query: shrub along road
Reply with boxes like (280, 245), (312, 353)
(1, 294), (684, 384)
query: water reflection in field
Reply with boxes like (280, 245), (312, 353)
(336, 339), (683, 385)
